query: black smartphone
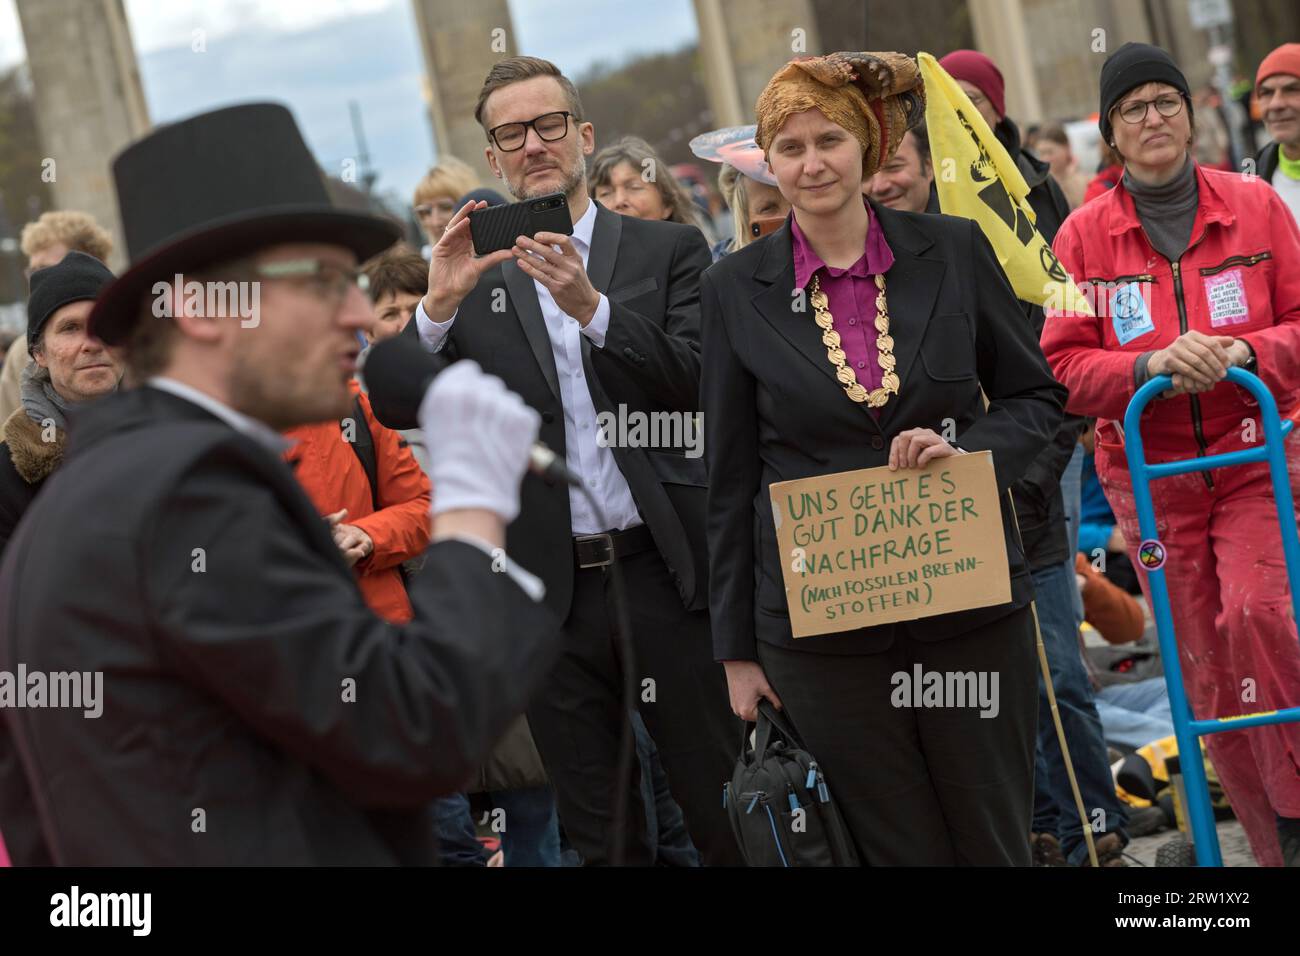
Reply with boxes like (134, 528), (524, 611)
(469, 192), (574, 256)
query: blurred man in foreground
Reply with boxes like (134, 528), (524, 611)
(0, 103), (560, 865)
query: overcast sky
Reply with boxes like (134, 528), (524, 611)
(0, 0), (698, 203)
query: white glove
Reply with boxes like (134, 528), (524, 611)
(420, 361), (540, 523)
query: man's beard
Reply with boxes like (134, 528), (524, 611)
(511, 153), (587, 201)
(229, 349), (350, 431)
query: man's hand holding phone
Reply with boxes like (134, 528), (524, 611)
(513, 232), (601, 327)
(423, 200), (514, 324)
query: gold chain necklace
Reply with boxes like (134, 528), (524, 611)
(809, 272), (899, 407)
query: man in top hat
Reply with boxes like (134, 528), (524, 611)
(0, 103), (561, 865)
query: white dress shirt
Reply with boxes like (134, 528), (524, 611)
(414, 198), (643, 535)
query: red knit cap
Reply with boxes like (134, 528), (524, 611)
(1257, 43), (1300, 90)
(939, 49), (1006, 119)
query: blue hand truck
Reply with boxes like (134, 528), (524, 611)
(1123, 367), (1300, 866)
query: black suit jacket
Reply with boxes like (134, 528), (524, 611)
(0, 386), (560, 864)
(931, 126), (1087, 571)
(701, 204), (1067, 660)
(386, 202), (712, 618)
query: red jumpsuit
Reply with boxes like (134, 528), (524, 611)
(1043, 165), (1300, 865)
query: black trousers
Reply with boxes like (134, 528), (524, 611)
(526, 548), (743, 866)
(756, 604), (1039, 865)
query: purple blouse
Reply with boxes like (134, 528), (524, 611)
(791, 200), (896, 396)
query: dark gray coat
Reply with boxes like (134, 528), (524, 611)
(0, 385), (560, 864)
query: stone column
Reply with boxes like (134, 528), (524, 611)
(969, 0), (1163, 124)
(693, 0), (821, 126)
(410, 0), (517, 187)
(693, 0), (746, 128)
(14, 0), (150, 268)
(968, 0), (1044, 122)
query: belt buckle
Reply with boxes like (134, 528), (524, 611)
(577, 532), (615, 569)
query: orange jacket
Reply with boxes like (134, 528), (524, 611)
(283, 380), (431, 623)
(1074, 552), (1145, 645)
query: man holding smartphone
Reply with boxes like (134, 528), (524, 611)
(388, 55), (741, 866)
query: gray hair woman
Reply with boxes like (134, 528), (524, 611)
(589, 136), (700, 227)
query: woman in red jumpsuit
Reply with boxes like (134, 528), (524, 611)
(1042, 43), (1300, 866)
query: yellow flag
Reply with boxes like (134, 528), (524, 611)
(917, 53), (1091, 315)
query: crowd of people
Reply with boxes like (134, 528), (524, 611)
(0, 37), (1299, 868)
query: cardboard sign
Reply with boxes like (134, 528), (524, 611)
(769, 451), (1011, 638)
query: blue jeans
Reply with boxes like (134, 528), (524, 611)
(1031, 558), (1129, 863)
(431, 793), (488, 866)
(633, 710), (700, 866)
(432, 788), (562, 867)
(1096, 678), (1175, 750)
(554, 714), (701, 867)
(492, 786), (561, 867)
(1060, 444), (1085, 625)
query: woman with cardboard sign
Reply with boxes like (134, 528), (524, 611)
(700, 51), (1066, 864)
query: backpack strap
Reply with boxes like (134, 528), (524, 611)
(345, 394), (413, 590)
(346, 394), (380, 513)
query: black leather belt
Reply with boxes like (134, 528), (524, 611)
(574, 525), (656, 569)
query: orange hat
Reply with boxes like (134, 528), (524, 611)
(1257, 43), (1300, 90)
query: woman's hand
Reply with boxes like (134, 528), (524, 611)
(722, 660), (782, 722)
(1149, 331), (1235, 394)
(888, 428), (961, 470)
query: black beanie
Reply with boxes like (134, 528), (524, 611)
(457, 187), (509, 208)
(26, 251), (115, 355)
(1098, 42), (1191, 144)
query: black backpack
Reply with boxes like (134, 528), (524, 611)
(724, 701), (859, 867)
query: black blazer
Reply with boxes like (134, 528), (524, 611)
(0, 386), (560, 864)
(701, 204), (1067, 660)
(387, 202), (713, 618)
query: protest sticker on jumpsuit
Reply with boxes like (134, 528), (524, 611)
(1111, 281), (1156, 345)
(770, 451), (1010, 638)
(1205, 269), (1250, 328)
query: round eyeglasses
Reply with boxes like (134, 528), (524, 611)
(1114, 94), (1185, 125)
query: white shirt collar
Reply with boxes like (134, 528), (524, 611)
(147, 376), (292, 452)
(570, 196), (598, 254)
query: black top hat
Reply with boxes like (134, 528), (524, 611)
(89, 102), (402, 346)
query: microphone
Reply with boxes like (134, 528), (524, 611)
(362, 333), (576, 487)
